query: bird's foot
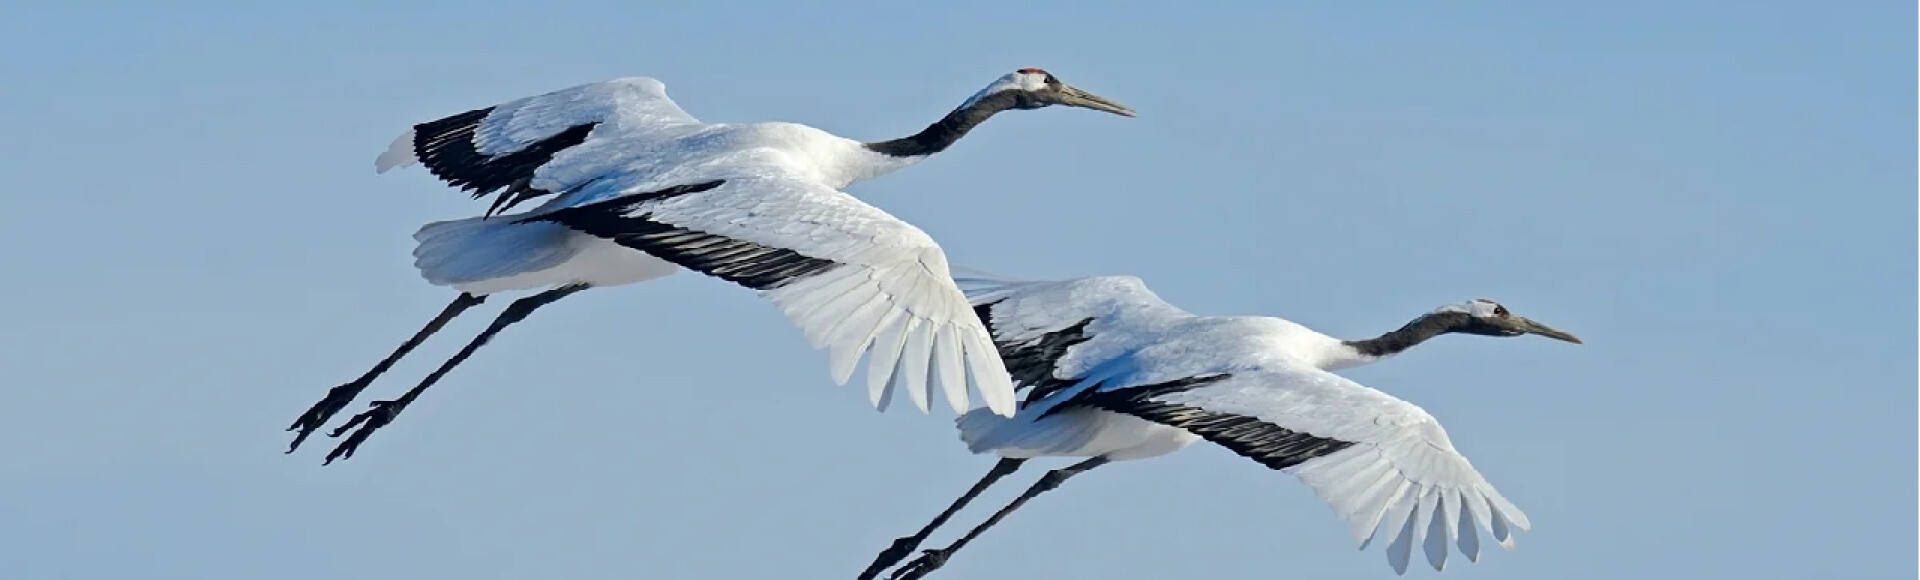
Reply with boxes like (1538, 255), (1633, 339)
(858, 536), (927, 580)
(321, 398), (410, 465)
(285, 378), (375, 453)
(887, 549), (951, 580)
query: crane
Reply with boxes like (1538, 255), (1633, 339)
(859, 274), (1581, 579)
(285, 69), (1136, 464)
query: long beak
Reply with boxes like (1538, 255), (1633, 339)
(1057, 85), (1137, 117)
(1514, 317), (1583, 344)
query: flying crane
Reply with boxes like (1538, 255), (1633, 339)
(861, 274), (1580, 578)
(286, 69), (1136, 464)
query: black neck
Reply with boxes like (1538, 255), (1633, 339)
(864, 91), (1022, 158)
(1342, 311), (1472, 358)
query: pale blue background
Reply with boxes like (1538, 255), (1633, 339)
(0, 3), (1910, 579)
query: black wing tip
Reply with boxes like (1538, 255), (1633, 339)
(665, 179), (729, 195)
(998, 317), (1099, 407)
(1075, 373), (1358, 471)
(517, 179), (729, 226)
(410, 107), (494, 184)
(971, 301), (997, 330)
(408, 105), (601, 214)
(1039, 372), (1230, 420)
(513, 178), (831, 291)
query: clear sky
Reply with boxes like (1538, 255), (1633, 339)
(0, 2), (1910, 579)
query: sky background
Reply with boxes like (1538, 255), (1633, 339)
(0, 2), (1911, 579)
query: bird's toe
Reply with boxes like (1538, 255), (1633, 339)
(858, 537), (924, 580)
(286, 380), (375, 452)
(319, 400), (408, 465)
(888, 549), (949, 580)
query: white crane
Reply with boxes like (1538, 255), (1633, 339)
(285, 69), (1136, 464)
(859, 274), (1581, 579)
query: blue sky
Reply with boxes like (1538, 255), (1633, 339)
(0, 2), (1910, 579)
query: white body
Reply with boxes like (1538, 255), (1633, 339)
(378, 78), (918, 296)
(375, 77), (1021, 417)
(952, 275), (1531, 574)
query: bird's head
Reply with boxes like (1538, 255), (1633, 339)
(959, 68), (1136, 117)
(1431, 298), (1583, 344)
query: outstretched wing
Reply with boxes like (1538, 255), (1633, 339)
(959, 275), (1190, 406)
(377, 77), (705, 216)
(1065, 368), (1530, 575)
(528, 177), (1017, 418)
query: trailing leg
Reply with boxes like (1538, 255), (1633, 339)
(286, 293), (486, 452)
(858, 458), (1026, 580)
(322, 284), (587, 464)
(888, 457), (1110, 580)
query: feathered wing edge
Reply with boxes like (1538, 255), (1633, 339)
(526, 179), (1018, 418)
(1285, 439), (1532, 574)
(1150, 370), (1532, 575)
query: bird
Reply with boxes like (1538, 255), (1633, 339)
(858, 273), (1581, 579)
(284, 69), (1137, 464)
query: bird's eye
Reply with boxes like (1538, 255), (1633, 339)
(1493, 305), (1510, 317)
(1043, 74), (1060, 85)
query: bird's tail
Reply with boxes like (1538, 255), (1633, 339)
(410, 215), (574, 288)
(955, 407), (1023, 454)
(954, 404), (1113, 458)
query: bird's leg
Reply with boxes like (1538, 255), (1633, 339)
(321, 284), (588, 465)
(286, 293), (487, 453)
(857, 458), (1026, 580)
(887, 457), (1110, 580)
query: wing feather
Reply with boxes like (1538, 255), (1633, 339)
(959, 275), (1189, 405)
(1111, 368), (1531, 575)
(961, 329), (1016, 416)
(1414, 487), (1445, 571)
(899, 318), (935, 414)
(933, 325), (970, 414)
(826, 293), (897, 385)
(378, 77), (704, 215)
(531, 176), (1016, 417)
(1383, 489), (1420, 573)
(866, 311), (912, 408)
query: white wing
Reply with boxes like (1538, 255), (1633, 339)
(959, 275), (1191, 406)
(1068, 368), (1530, 575)
(529, 176), (1017, 418)
(376, 77), (705, 215)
